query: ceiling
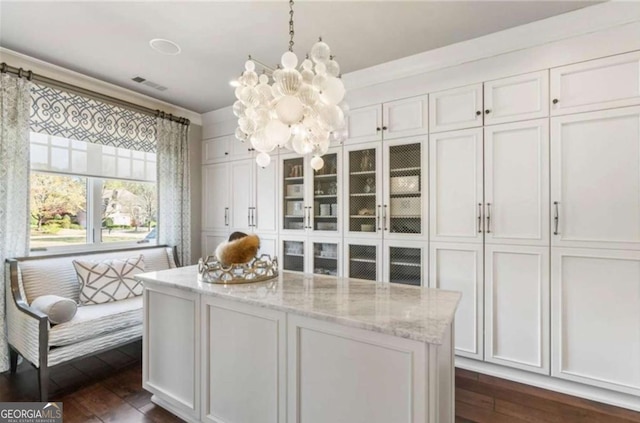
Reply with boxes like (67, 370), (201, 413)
(0, 1), (599, 114)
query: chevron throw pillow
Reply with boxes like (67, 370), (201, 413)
(73, 255), (146, 305)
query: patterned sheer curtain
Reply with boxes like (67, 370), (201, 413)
(0, 74), (32, 372)
(157, 118), (191, 265)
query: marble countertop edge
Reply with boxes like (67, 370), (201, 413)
(136, 267), (461, 345)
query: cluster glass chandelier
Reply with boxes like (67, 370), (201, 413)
(232, 0), (348, 170)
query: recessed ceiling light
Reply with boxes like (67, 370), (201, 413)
(149, 39), (181, 56)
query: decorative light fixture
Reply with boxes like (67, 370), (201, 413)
(231, 0), (348, 170)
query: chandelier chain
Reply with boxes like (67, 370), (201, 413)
(288, 0), (295, 52)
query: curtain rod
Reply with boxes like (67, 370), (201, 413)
(0, 62), (190, 126)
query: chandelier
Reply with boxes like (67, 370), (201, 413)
(231, 0), (348, 170)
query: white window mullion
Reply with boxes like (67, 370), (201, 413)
(88, 178), (103, 245)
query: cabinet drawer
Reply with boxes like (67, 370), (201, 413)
(551, 51), (640, 115)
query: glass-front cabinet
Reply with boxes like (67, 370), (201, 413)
(384, 241), (428, 286)
(344, 137), (427, 239)
(281, 238), (341, 276)
(311, 241), (340, 276)
(280, 149), (341, 235)
(384, 139), (427, 238)
(345, 240), (381, 281)
(282, 155), (307, 232)
(310, 150), (340, 234)
(282, 238), (305, 272)
(344, 145), (382, 237)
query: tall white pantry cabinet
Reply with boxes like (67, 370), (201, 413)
(202, 50), (640, 406)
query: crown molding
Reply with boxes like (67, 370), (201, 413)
(342, 2), (640, 92)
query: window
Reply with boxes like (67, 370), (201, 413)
(29, 133), (157, 251)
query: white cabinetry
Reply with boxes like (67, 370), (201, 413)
(143, 284), (200, 422)
(345, 95), (428, 144)
(344, 137), (428, 285)
(201, 298), (286, 423)
(551, 248), (640, 396)
(485, 245), (549, 374)
(229, 159), (253, 233)
(484, 71), (549, 125)
(430, 71), (549, 132)
(429, 120), (550, 365)
(429, 84), (483, 133)
(551, 51), (640, 116)
(429, 242), (484, 359)
(484, 119), (549, 246)
(551, 107), (640, 250)
(203, 135), (230, 163)
(202, 163), (230, 232)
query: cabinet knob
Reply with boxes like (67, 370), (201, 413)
(485, 109), (491, 114)
(476, 111), (481, 116)
(382, 126), (388, 130)
(224, 152), (229, 155)
(376, 127), (381, 131)
(552, 99), (559, 104)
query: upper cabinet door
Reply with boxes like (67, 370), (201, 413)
(550, 51), (640, 116)
(203, 136), (229, 164)
(382, 95), (428, 140)
(254, 158), (278, 234)
(484, 119), (549, 246)
(229, 137), (254, 161)
(429, 128), (484, 244)
(229, 159), (254, 233)
(429, 83), (483, 133)
(383, 137), (428, 239)
(345, 104), (382, 144)
(484, 71), (549, 125)
(202, 163), (230, 231)
(551, 107), (640, 250)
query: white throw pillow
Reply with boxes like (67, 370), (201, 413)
(73, 255), (146, 305)
(31, 294), (78, 324)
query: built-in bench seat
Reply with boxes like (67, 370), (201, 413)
(5, 245), (178, 400)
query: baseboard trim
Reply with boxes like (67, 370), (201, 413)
(456, 357), (640, 413)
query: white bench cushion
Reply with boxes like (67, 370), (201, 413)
(49, 296), (142, 347)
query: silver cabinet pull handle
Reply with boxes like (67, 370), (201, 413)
(252, 207), (256, 227)
(384, 204), (388, 231)
(308, 206), (313, 230)
(554, 201), (559, 235)
(248, 207), (252, 227)
(377, 205), (381, 231)
(224, 207), (229, 226)
(486, 203), (492, 234)
(477, 203), (482, 233)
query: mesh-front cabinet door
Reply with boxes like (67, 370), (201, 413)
(311, 241), (340, 277)
(345, 240), (381, 281)
(383, 138), (428, 239)
(282, 239), (305, 272)
(311, 150), (341, 234)
(344, 144), (382, 238)
(384, 241), (427, 287)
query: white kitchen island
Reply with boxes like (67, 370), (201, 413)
(137, 266), (461, 423)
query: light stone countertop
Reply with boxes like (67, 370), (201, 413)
(136, 266), (461, 345)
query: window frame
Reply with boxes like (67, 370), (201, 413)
(29, 172), (158, 256)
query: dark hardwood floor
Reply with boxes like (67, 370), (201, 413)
(0, 342), (180, 422)
(2, 342), (640, 422)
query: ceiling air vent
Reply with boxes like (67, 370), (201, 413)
(131, 76), (168, 91)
